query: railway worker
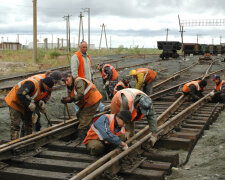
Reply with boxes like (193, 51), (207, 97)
(30, 71), (63, 131)
(96, 63), (119, 99)
(83, 110), (132, 156)
(71, 41), (93, 82)
(5, 76), (54, 140)
(111, 88), (158, 146)
(113, 75), (132, 96)
(129, 68), (157, 96)
(61, 74), (102, 145)
(182, 79), (207, 101)
(209, 75), (225, 103)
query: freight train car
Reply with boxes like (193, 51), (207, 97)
(157, 41), (181, 60)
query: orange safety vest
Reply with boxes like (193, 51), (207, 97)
(71, 77), (102, 108)
(30, 73), (49, 100)
(136, 68), (157, 83)
(183, 80), (202, 93)
(75, 51), (92, 78)
(111, 88), (145, 122)
(113, 81), (130, 95)
(83, 114), (125, 145)
(101, 64), (118, 81)
(215, 80), (225, 92)
(5, 78), (42, 114)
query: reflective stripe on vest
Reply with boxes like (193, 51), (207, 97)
(216, 80), (225, 91)
(137, 68), (148, 82)
(114, 81), (125, 94)
(73, 81), (93, 96)
(102, 64), (113, 79)
(91, 114), (114, 141)
(186, 81), (200, 91)
(18, 78), (40, 100)
(119, 88), (135, 113)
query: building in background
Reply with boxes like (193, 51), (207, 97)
(0, 42), (22, 50)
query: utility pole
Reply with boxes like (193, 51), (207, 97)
(78, 12), (84, 45)
(165, 28), (169, 41)
(212, 38), (214, 44)
(197, 34), (198, 44)
(51, 33), (53, 49)
(33, 0), (37, 63)
(179, 26), (185, 53)
(220, 35), (222, 44)
(99, 23), (108, 50)
(63, 15), (72, 52)
(17, 34), (19, 43)
(83, 8), (90, 48)
(110, 35), (111, 49)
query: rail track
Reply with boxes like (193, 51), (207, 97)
(0, 59), (224, 179)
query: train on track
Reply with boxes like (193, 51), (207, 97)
(157, 41), (225, 60)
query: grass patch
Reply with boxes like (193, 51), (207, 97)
(0, 47), (162, 75)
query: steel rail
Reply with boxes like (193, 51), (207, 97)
(151, 67), (225, 100)
(73, 93), (210, 180)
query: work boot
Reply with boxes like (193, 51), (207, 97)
(74, 129), (87, 147)
(11, 131), (19, 140)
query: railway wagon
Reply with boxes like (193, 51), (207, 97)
(157, 41), (181, 60)
(216, 45), (222, 55)
(209, 45), (216, 55)
(183, 43), (195, 55)
(200, 44), (209, 54)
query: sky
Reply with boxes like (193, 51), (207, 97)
(0, 0), (225, 48)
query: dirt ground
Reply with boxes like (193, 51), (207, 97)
(0, 56), (225, 179)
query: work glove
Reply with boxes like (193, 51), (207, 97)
(149, 135), (157, 147)
(32, 113), (38, 124)
(39, 100), (47, 114)
(209, 90), (215, 97)
(121, 142), (128, 151)
(28, 100), (36, 112)
(105, 81), (109, 86)
(61, 97), (72, 104)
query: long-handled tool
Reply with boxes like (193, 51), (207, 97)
(65, 103), (71, 119)
(43, 112), (52, 126)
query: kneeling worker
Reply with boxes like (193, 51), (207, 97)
(182, 79), (207, 101)
(83, 110), (132, 156)
(210, 74), (225, 103)
(61, 74), (102, 145)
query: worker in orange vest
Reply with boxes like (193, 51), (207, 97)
(113, 75), (131, 95)
(209, 74), (225, 103)
(83, 110), (132, 156)
(29, 71), (63, 131)
(5, 76), (54, 140)
(182, 79), (207, 101)
(71, 41), (93, 82)
(129, 68), (157, 95)
(97, 63), (119, 99)
(61, 74), (102, 145)
(111, 88), (158, 146)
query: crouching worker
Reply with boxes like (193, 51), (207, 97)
(5, 76), (54, 140)
(111, 88), (158, 146)
(182, 79), (207, 101)
(83, 110), (132, 156)
(61, 74), (102, 145)
(209, 74), (225, 103)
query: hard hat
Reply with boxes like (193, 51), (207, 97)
(139, 96), (152, 116)
(129, 70), (137, 76)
